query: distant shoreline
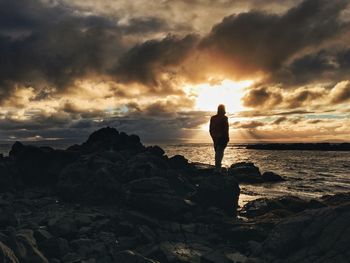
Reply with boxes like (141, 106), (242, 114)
(241, 143), (350, 151)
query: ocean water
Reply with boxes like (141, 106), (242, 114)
(161, 144), (350, 205)
(1, 142), (349, 205)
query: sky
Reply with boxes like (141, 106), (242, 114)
(0, 0), (350, 143)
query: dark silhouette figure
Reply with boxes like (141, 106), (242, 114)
(210, 104), (229, 172)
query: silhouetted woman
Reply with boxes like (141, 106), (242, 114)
(209, 104), (229, 172)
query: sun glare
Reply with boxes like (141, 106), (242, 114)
(191, 79), (253, 113)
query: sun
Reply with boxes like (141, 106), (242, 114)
(190, 79), (254, 113)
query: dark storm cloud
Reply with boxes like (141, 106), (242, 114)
(0, 0), (186, 105)
(1, 0), (348, 104)
(242, 85), (327, 109)
(199, 0), (349, 77)
(271, 48), (350, 86)
(1, 0), (350, 142)
(0, 0), (124, 103)
(115, 34), (199, 90)
(242, 87), (283, 108)
(119, 17), (170, 34)
(285, 89), (326, 108)
(242, 80), (350, 111)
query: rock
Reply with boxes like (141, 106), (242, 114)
(261, 171), (285, 182)
(10, 144), (77, 186)
(225, 252), (249, 263)
(125, 177), (172, 195)
(229, 163), (285, 184)
(70, 238), (94, 258)
(0, 241), (19, 263)
(193, 176), (240, 216)
(0, 163), (14, 192)
(39, 237), (70, 259)
(321, 192), (350, 206)
(138, 225), (157, 243)
(122, 211), (160, 229)
(125, 192), (191, 219)
(168, 155), (189, 169)
(113, 250), (159, 263)
(229, 162), (261, 181)
(61, 252), (82, 263)
(57, 157), (122, 204)
(11, 229), (49, 263)
(201, 250), (233, 263)
(0, 200), (17, 227)
(81, 127), (144, 153)
(48, 215), (78, 238)
(146, 146), (165, 157)
(150, 241), (211, 263)
(116, 236), (141, 251)
(222, 225), (267, 243)
(261, 202), (350, 262)
(240, 196), (326, 218)
(34, 229), (53, 244)
(121, 153), (167, 183)
(9, 141), (25, 160)
(115, 221), (134, 236)
(230, 162), (261, 176)
(123, 174), (192, 219)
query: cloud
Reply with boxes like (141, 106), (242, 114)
(242, 87), (283, 109)
(233, 121), (265, 129)
(330, 80), (350, 104)
(118, 17), (170, 34)
(114, 34), (199, 91)
(272, 117), (288, 125)
(269, 47), (350, 86)
(0, 0), (350, 143)
(198, 0), (349, 79)
(241, 81), (350, 110)
(0, 0), (125, 103)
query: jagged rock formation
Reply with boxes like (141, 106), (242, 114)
(0, 127), (348, 263)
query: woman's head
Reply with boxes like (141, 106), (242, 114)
(217, 104), (226, 115)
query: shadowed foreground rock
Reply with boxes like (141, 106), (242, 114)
(0, 127), (348, 263)
(260, 202), (350, 262)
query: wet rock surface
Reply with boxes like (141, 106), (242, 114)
(228, 162), (285, 183)
(0, 127), (348, 263)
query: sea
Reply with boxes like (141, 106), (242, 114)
(1, 142), (349, 206)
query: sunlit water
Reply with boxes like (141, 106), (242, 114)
(1, 142), (349, 205)
(161, 144), (350, 205)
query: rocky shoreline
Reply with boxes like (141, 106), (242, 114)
(0, 127), (349, 263)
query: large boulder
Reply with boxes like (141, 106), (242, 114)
(9, 142), (78, 186)
(259, 202), (350, 262)
(193, 176), (240, 216)
(120, 153), (167, 183)
(76, 127), (145, 154)
(124, 177), (191, 219)
(261, 171), (285, 182)
(0, 163), (14, 191)
(229, 162), (284, 183)
(168, 155), (190, 169)
(57, 155), (123, 204)
(240, 196), (325, 218)
(0, 200), (18, 227)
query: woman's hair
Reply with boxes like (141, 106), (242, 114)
(217, 104), (226, 115)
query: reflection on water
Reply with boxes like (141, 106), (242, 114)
(161, 144), (350, 205)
